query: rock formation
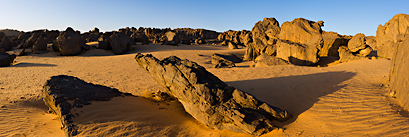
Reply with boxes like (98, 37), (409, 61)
(135, 53), (291, 136)
(319, 31), (349, 57)
(161, 31), (180, 46)
(348, 33), (368, 52)
(0, 52), (16, 67)
(0, 37), (12, 51)
(211, 53), (242, 68)
(108, 33), (132, 54)
(389, 31), (409, 111)
(376, 13), (409, 58)
(255, 53), (290, 66)
(217, 30), (252, 46)
(54, 27), (84, 55)
(32, 34), (48, 52)
(276, 40), (318, 66)
(337, 46), (366, 63)
(244, 18), (280, 61)
(42, 75), (127, 137)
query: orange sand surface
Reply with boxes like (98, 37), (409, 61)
(1, 43), (408, 136)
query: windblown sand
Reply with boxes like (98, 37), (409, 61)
(1, 43), (408, 136)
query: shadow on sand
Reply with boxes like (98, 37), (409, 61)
(11, 63), (57, 67)
(226, 71), (356, 127)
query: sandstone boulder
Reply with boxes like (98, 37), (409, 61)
(0, 52), (16, 67)
(255, 53), (290, 66)
(279, 18), (323, 43)
(338, 46), (366, 63)
(389, 35), (409, 111)
(211, 53), (242, 68)
(319, 31), (349, 57)
(161, 31), (180, 46)
(348, 33), (367, 52)
(244, 18), (280, 61)
(228, 42), (238, 49)
(376, 14), (409, 58)
(42, 75), (127, 137)
(54, 27), (84, 55)
(135, 53), (291, 136)
(276, 40), (318, 66)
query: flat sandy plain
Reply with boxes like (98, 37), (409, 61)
(1, 43), (408, 136)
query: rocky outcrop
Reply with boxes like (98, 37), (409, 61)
(174, 28), (219, 42)
(337, 46), (366, 63)
(244, 18), (280, 61)
(0, 52), (16, 67)
(389, 33), (409, 111)
(319, 31), (349, 57)
(276, 40), (318, 66)
(135, 53), (291, 136)
(211, 53), (242, 68)
(278, 18), (324, 46)
(348, 33), (367, 52)
(0, 37), (12, 51)
(161, 31), (180, 46)
(376, 14), (409, 58)
(42, 75), (127, 137)
(32, 34), (48, 52)
(108, 33), (132, 54)
(0, 32), (5, 40)
(255, 53), (290, 66)
(217, 30), (252, 46)
(54, 27), (84, 55)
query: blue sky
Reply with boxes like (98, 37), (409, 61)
(0, 0), (408, 36)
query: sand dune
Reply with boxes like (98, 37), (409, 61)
(0, 44), (408, 136)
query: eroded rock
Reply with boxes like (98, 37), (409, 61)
(389, 34), (409, 111)
(211, 53), (242, 68)
(0, 52), (16, 67)
(376, 13), (409, 58)
(135, 53), (291, 136)
(42, 75), (126, 137)
(255, 53), (290, 66)
(54, 27), (84, 55)
(338, 46), (366, 63)
(276, 40), (318, 66)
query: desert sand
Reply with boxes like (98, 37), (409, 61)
(1, 43), (408, 136)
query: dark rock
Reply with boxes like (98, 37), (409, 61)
(42, 75), (126, 137)
(161, 31), (180, 46)
(108, 33), (132, 54)
(211, 53), (242, 68)
(135, 53), (291, 136)
(0, 37), (12, 51)
(0, 32), (5, 40)
(97, 34), (110, 50)
(54, 27), (84, 55)
(255, 53), (290, 66)
(0, 52), (16, 67)
(33, 34), (48, 52)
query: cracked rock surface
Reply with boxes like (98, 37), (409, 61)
(135, 53), (291, 136)
(42, 75), (127, 137)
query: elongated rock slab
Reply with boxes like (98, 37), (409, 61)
(135, 53), (291, 136)
(42, 75), (126, 137)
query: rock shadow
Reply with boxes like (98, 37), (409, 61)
(11, 63), (57, 67)
(226, 71), (356, 126)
